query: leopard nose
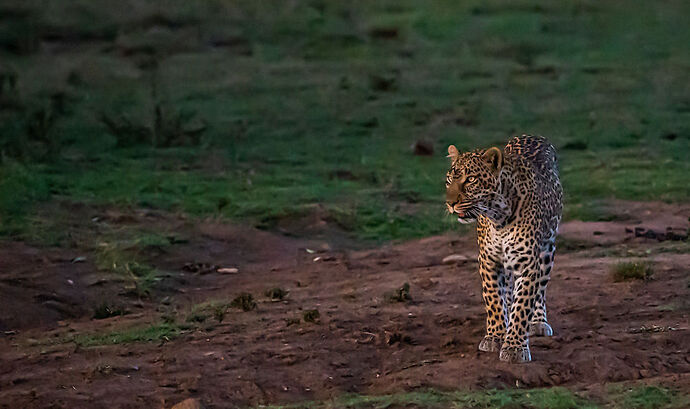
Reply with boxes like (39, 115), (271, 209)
(446, 183), (461, 203)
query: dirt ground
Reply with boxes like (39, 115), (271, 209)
(1, 201), (689, 408)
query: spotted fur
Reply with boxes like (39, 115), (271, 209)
(445, 135), (563, 363)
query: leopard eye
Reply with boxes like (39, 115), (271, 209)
(467, 176), (477, 183)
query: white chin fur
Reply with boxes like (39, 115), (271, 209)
(457, 217), (475, 224)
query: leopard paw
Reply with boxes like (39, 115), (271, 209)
(478, 335), (503, 352)
(499, 346), (531, 363)
(529, 321), (553, 337)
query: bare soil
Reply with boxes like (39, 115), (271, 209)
(1, 201), (689, 408)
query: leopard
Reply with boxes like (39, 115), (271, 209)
(444, 134), (563, 363)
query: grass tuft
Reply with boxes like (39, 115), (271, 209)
(265, 287), (289, 301)
(611, 261), (654, 282)
(302, 309), (320, 323)
(230, 293), (256, 312)
(213, 304), (227, 322)
(385, 282), (411, 302)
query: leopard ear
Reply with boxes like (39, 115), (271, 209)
(482, 146), (503, 174)
(447, 145), (460, 160)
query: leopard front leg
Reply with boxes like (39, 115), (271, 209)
(499, 255), (541, 363)
(476, 250), (510, 353)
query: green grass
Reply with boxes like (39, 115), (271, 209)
(610, 385), (690, 409)
(66, 322), (182, 347)
(621, 387), (673, 409)
(252, 385), (690, 409)
(257, 387), (594, 409)
(1, 0), (689, 241)
(93, 236), (166, 296)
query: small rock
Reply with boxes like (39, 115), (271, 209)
(442, 254), (469, 264)
(171, 398), (204, 409)
(217, 267), (239, 274)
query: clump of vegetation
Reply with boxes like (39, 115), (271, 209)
(161, 313), (176, 324)
(230, 293), (256, 311)
(265, 287), (288, 301)
(118, 260), (160, 296)
(385, 282), (411, 302)
(93, 235), (167, 297)
(98, 54), (205, 149)
(213, 305), (227, 322)
(182, 300), (230, 324)
(302, 309), (320, 323)
(0, 99), (65, 163)
(611, 261), (654, 282)
(92, 303), (126, 320)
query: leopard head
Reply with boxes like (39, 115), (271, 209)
(445, 145), (507, 224)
